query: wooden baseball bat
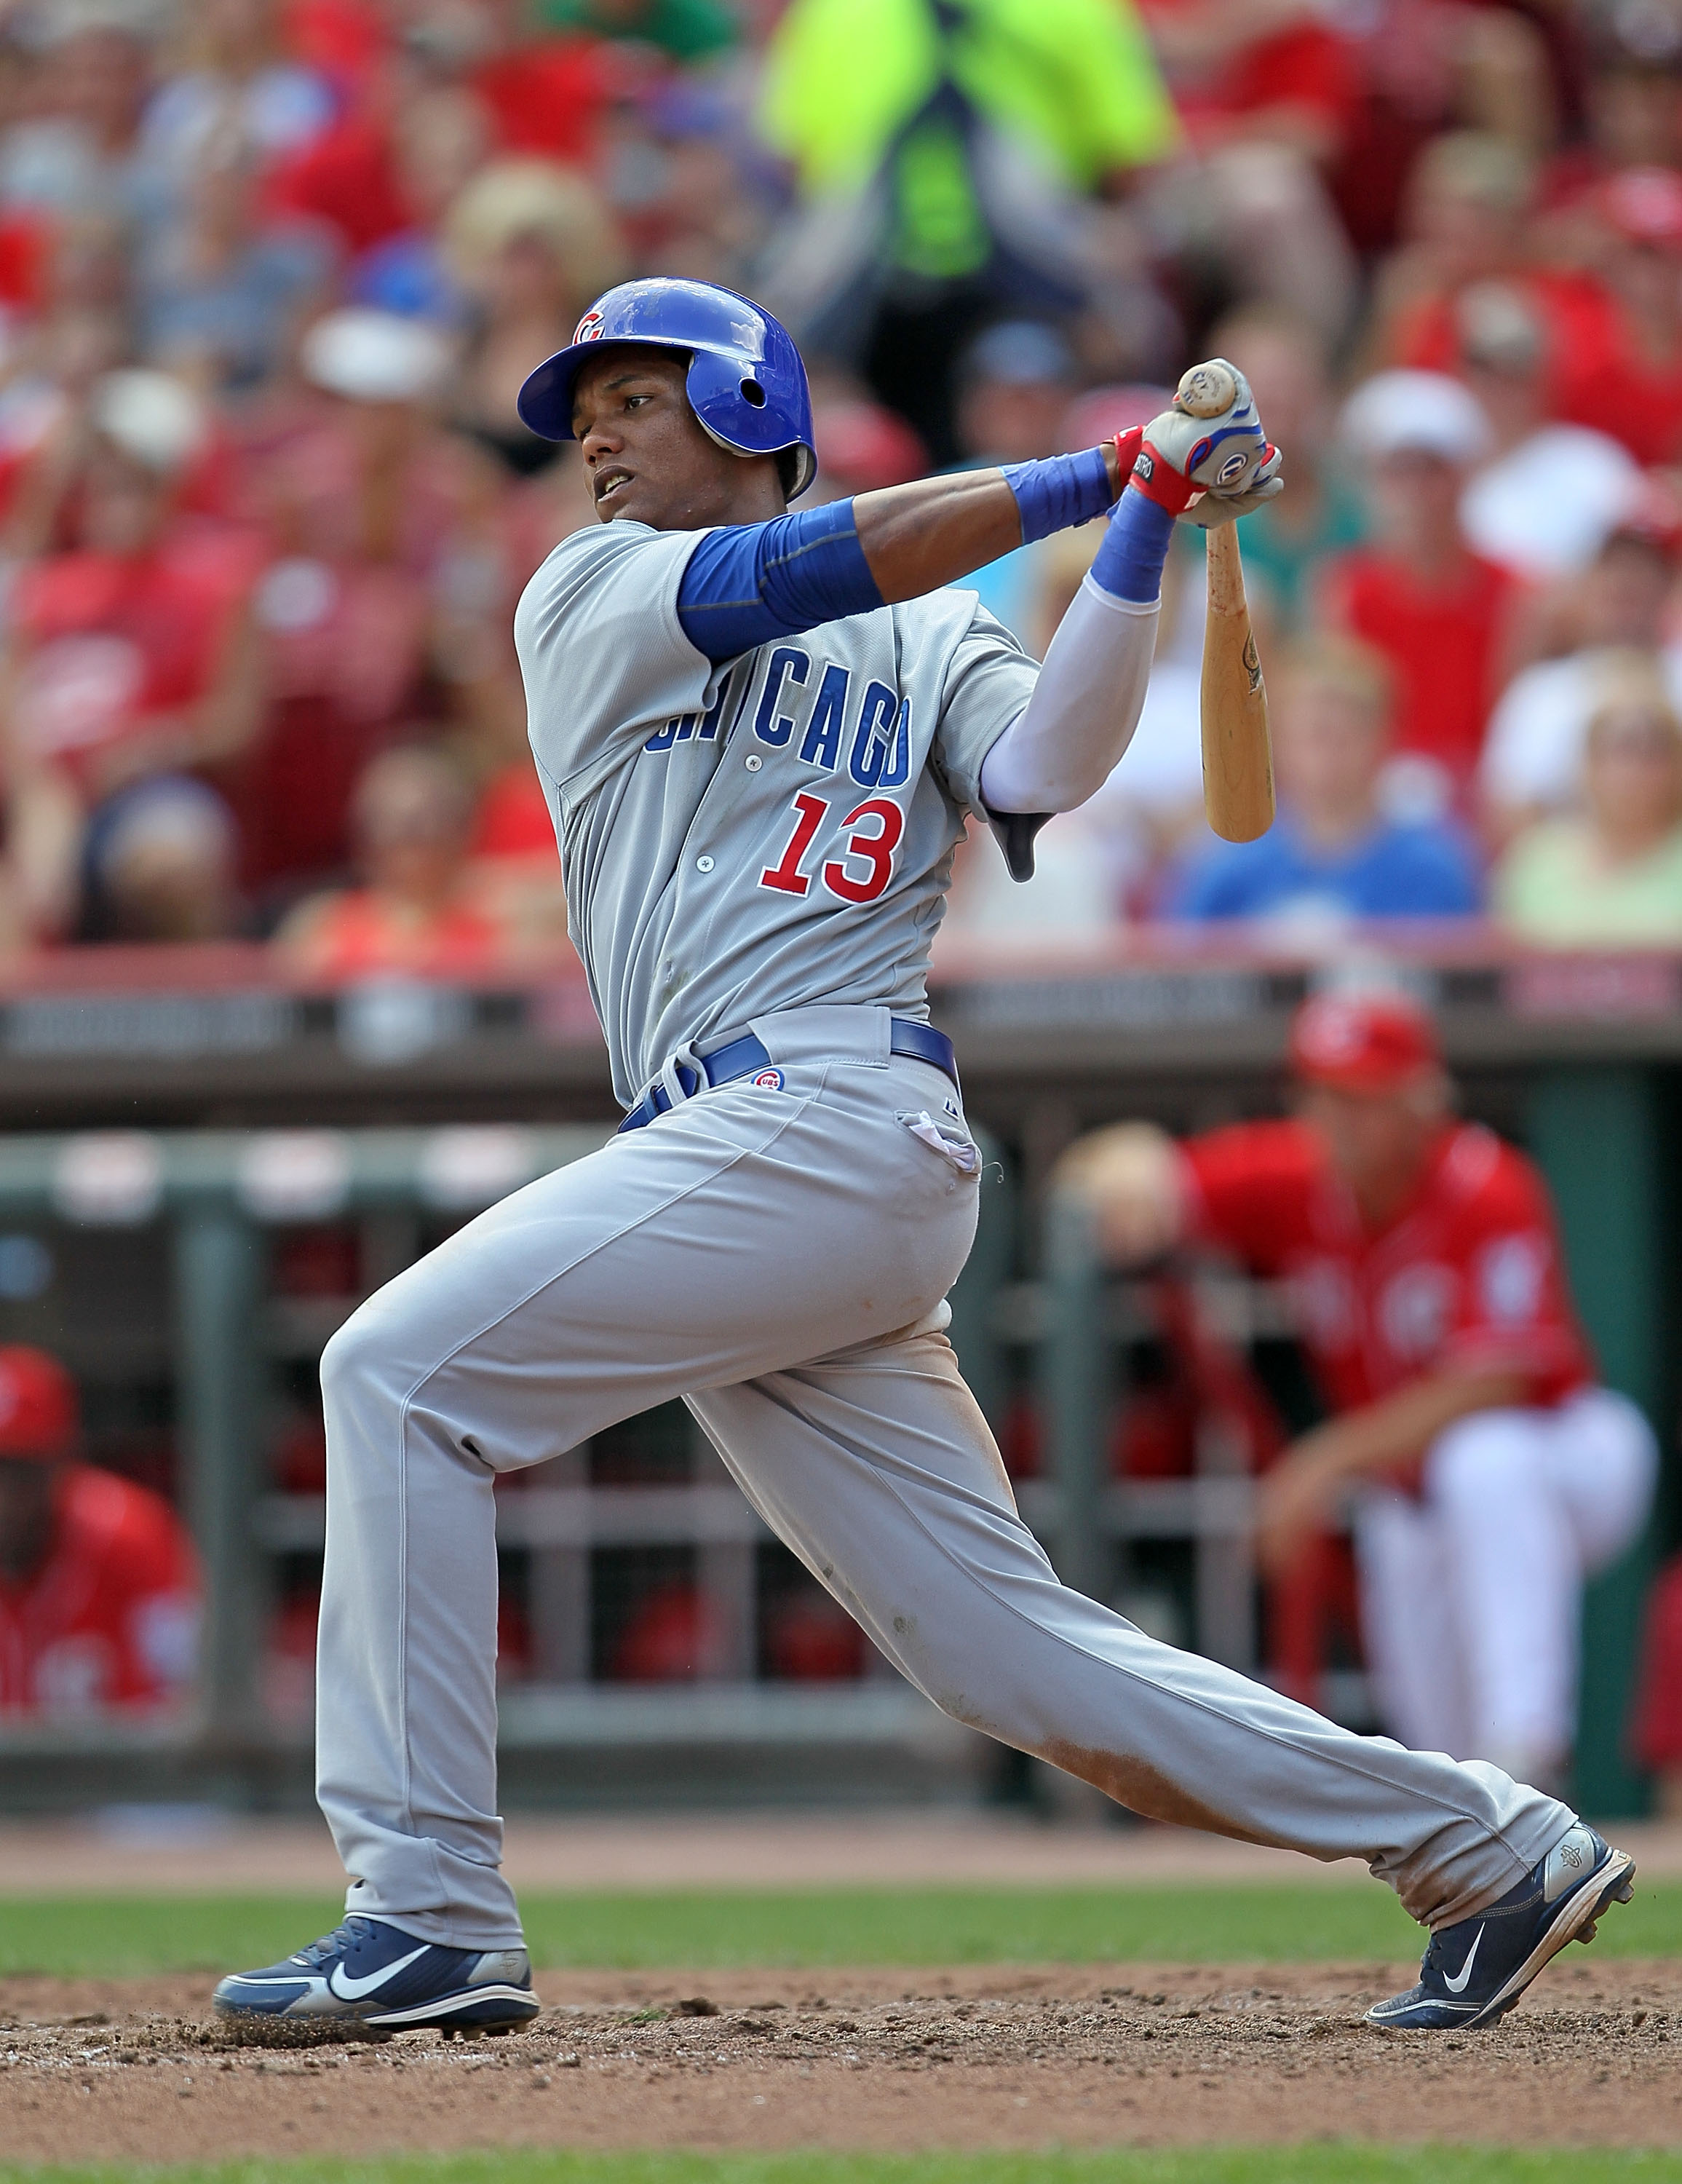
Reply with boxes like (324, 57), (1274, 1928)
(1171, 362), (1276, 844)
(1200, 519), (1274, 844)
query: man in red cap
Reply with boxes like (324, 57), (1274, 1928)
(1055, 986), (1655, 1795)
(0, 1346), (200, 1717)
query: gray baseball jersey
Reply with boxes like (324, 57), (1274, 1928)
(514, 520), (1038, 1106)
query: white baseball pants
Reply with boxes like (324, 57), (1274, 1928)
(314, 1003), (1574, 1950)
(1355, 1389), (1657, 1780)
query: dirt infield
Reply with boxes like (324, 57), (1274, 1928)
(1, 1958), (1678, 2161)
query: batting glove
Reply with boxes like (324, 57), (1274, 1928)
(1127, 360), (1284, 526)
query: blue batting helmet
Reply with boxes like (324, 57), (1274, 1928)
(517, 278), (817, 496)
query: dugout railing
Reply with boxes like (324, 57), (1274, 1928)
(0, 1123), (982, 1809)
(0, 1117), (1304, 1811)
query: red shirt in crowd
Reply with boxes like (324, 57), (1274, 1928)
(8, 530), (263, 791)
(1181, 1117), (1593, 1419)
(282, 0), (387, 95)
(1393, 266), (1682, 469)
(286, 890), (503, 979)
(475, 39), (616, 159)
(1392, 272), (1608, 378)
(267, 38), (614, 256)
(0, 1465), (200, 1717)
(264, 114), (408, 256)
(1141, 0), (1360, 150)
(234, 556), (429, 885)
(1319, 546), (1515, 794)
(1556, 331), (1682, 469)
(472, 763), (555, 861)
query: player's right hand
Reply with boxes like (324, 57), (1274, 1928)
(1050, 1123), (1186, 1266)
(1132, 359), (1280, 523)
(1181, 445), (1284, 528)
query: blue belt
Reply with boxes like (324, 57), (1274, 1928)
(618, 1019), (959, 1134)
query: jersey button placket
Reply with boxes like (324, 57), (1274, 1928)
(745, 754), (763, 772)
(696, 855), (715, 872)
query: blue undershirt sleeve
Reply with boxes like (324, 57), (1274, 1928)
(1090, 487), (1176, 604)
(999, 446), (1114, 544)
(676, 500), (886, 660)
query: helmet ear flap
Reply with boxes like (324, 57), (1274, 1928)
(683, 347), (816, 496)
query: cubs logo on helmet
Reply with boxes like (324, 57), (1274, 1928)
(573, 309), (605, 344)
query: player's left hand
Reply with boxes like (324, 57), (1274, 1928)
(1130, 358), (1283, 526)
(1253, 1438), (1343, 1577)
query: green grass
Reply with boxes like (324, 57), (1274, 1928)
(5, 2153), (1682, 2184)
(1, 1881), (1678, 1977)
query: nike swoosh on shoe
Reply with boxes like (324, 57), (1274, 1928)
(1440, 1924), (1485, 1995)
(327, 1945), (431, 2001)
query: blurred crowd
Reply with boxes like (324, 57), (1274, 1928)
(0, 0), (1676, 965)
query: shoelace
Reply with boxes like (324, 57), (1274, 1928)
(292, 1918), (372, 1967)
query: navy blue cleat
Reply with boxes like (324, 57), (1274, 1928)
(213, 1915), (541, 2033)
(1367, 1823), (1635, 2031)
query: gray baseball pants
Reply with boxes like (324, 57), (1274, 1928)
(315, 1003), (1574, 1948)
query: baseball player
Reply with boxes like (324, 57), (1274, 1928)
(215, 280), (1631, 2041)
(0, 1345), (201, 1717)
(1056, 989), (1657, 1798)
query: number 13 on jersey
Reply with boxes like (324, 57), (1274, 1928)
(759, 794), (905, 904)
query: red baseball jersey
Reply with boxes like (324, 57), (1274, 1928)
(0, 1465), (201, 1718)
(1181, 1118), (1593, 1415)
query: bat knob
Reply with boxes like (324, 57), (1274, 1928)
(1175, 363), (1237, 420)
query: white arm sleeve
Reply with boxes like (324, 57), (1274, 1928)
(977, 573), (1160, 815)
